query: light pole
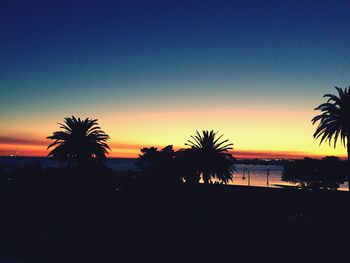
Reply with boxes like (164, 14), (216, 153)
(242, 168), (250, 186)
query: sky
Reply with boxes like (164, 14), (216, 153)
(0, 0), (349, 158)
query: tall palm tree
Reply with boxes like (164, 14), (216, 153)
(47, 116), (110, 167)
(312, 86), (350, 188)
(184, 130), (236, 184)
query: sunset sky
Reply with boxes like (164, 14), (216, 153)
(1, 0), (349, 158)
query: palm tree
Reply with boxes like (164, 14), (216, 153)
(47, 116), (110, 167)
(312, 86), (350, 188)
(184, 130), (236, 184)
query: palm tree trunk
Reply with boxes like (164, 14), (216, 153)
(203, 172), (209, 184)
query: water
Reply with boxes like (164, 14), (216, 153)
(0, 157), (137, 171)
(230, 164), (290, 188)
(0, 157), (289, 188)
(0, 157), (347, 190)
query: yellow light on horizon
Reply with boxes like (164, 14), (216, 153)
(0, 105), (347, 158)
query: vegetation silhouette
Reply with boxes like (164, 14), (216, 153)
(47, 116), (110, 168)
(136, 145), (182, 184)
(282, 156), (347, 190)
(135, 131), (236, 185)
(184, 130), (236, 184)
(312, 86), (350, 189)
(135, 146), (200, 184)
(1, 122), (350, 262)
(175, 149), (201, 184)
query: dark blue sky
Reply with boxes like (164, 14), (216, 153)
(0, 0), (349, 157)
(1, 1), (349, 109)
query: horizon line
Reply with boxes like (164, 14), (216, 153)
(0, 150), (346, 160)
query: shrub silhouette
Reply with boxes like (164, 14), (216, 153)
(282, 157), (346, 190)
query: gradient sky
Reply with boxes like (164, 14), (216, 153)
(1, 0), (349, 158)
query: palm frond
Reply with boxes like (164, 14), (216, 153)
(46, 116), (111, 166)
(312, 86), (349, 148)
(183, 130), (236, 184)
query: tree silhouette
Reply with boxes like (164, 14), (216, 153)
(312, 86), (350, 188)
(136, 145), (181, 183)
(47, 116), (110, 168)
(282, 157), (347, 190)
(175, 149), (201, 184)
(184, 130), (236, 184)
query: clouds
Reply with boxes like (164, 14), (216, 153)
(0, 136), (47, 146)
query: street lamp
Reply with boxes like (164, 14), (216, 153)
(242, 168), (250, 186)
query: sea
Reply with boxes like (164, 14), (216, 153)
(0, 156), (347, 190)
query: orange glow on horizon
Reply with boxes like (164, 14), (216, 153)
(0, 142), (346, 160)
(0, 105), (347, 159)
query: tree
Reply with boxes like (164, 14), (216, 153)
(136, 145), (182, 183)
(47, 116), (110, 168)
(184, 130), (236, 184)
(282, 157), (346, 190)
(175, 149), (201, 184)
(312, 86), (350, 189)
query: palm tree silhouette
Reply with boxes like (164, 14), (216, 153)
(47, 116), (110, 167)
(312, 86), (350, 188)
(184, 130), (236, 184)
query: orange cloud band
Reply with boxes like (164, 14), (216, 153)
(0, 141), (341, 160)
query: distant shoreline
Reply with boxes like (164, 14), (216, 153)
(0, 155), (347, 165)
(0, 155), (290, 165)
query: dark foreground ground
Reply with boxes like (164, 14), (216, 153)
(0, 182), (349, 263)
